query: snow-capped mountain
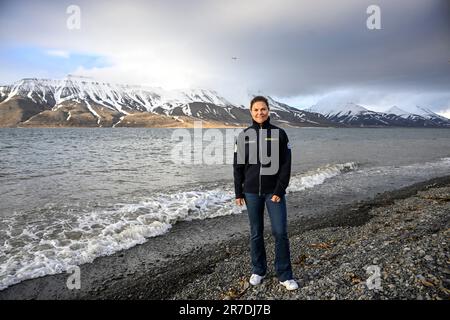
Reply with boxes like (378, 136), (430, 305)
(410, 106), (450, 127)
(385, 106), (411, 117)
(307, 102), (393, 126)
(0, 77), (234, 113)
(1, 77), (448, 128)
(0, 77), (334, 128)
(307, 102), (368, 116)
(306, 102), (450, 127)
(253, 95), (332, 127)
(384, 105), (450, 127)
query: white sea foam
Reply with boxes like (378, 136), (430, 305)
(0, 162), (359, 290)
(288, 162), (358, 192)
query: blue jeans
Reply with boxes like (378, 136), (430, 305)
(244, 193), (293, 282)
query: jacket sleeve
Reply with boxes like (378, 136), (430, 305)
(233, 133), (245, 199)
(273, 130), (291, 197)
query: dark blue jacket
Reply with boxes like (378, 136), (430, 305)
(233, 117), (291, 198)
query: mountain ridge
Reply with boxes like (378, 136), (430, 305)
(0, 77), (448, 128)
(0, 77), (334, 128)
(305, 102), (449, 128)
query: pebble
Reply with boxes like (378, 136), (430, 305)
(170, 185), (450, 300)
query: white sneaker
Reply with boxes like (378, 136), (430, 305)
(279, 279), (299, 291)
(249, 274), (266, 286)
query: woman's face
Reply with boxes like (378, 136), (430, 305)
(251, 101), (269, 124)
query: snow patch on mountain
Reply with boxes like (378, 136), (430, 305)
(385, 106), (411, 117)
(307, 102), (369, 116)
(413, 106), (449, 121)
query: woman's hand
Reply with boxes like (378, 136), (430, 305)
(271, 195), (281, 203)
(235, 198), (246, 206)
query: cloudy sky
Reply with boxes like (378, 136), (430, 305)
(0, 0), (449, 116)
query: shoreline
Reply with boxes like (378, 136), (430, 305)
(0, 175), (449, 300)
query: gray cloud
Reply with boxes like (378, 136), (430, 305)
(0, 0), (449, 113)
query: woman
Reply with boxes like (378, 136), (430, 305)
(233, 96), (298, 291)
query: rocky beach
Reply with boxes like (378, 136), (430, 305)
(172, 178), (450, 300)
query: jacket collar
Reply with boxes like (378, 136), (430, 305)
(251, 116), (271, 129)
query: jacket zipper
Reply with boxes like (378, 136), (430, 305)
(259, 124), (262, 196)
